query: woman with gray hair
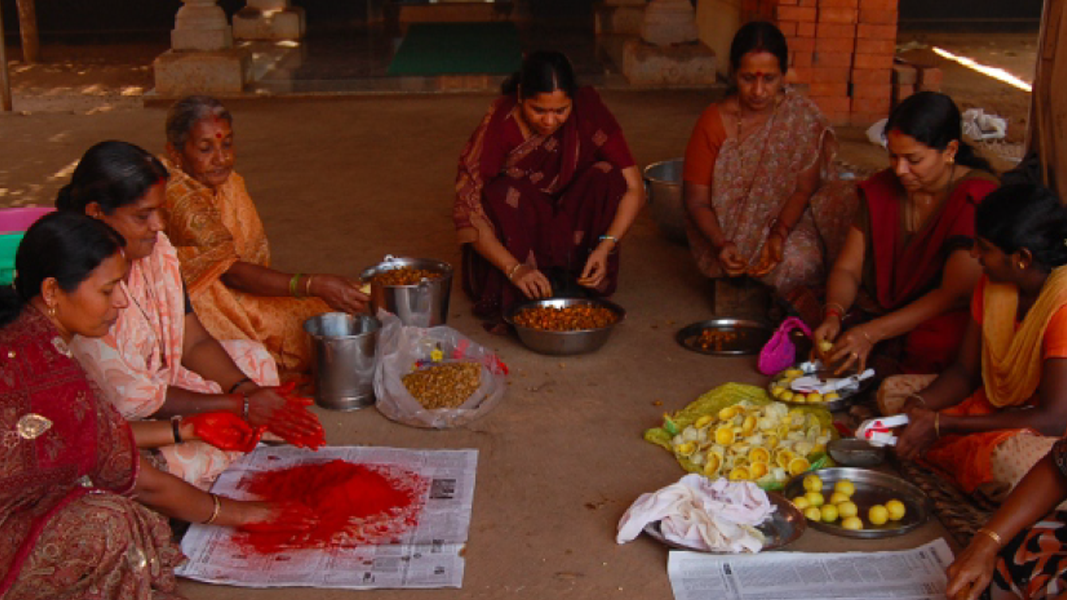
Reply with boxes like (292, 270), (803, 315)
(161, 95), (368, 374)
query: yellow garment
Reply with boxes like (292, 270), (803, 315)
(162, 160), (330, 374)
(982, 266), (1067, 407)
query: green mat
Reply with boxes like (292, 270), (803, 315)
(387, 22), (522, 76)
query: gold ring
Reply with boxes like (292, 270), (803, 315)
(850, 351), (858, 358)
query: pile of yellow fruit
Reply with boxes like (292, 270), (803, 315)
(793, 475), (907, 530)
(770, 368), (842, 404)
(668, 400), (832, 486)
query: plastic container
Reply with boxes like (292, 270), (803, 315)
(304, 313), (381, 411)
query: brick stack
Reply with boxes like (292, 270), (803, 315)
(741, 0), (900, 127)
(891, 62), (944, 109)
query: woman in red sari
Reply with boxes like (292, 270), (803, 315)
(455, 51), (645, 318)
(813, 92), (999, 376)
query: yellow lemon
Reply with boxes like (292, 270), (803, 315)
(694, 415), (714, 429)
(704, 452), (723, 477)
(792, 394), (807, 404)
(765, 434), (780, 449)
(837, 501), (858, 519)
(715, 426), (735, 446)
(803, 474), (823, 493)
(771, 385), (786, 398)
(784, 368), (804, 378)
(833, 480), (856, 497)
(792, 496), (811, 510)
(818, 340), (834, 353)
(788, 457), (812, 477)
(775, 449), (795, 470)
(825, 392), (841, 402)
(676, 442), (697, 456)
(804, 491), (825, 507)
(742, 415), (758, 435)
(886, 499), (907, 521)
(820, 504), (839, 523)
(728, 466), (751, 481)
(803, 507), (823, 521)
(780, 390), (795, 402)
(829, 491), (850, 505)
(718, 406), (739, 420)
(808, 392), (824, 403)
(749, 461), (769, 479)
(868, 504), (889, 526)
(750, 447), (771, 464)
(841, 516), (863, 530)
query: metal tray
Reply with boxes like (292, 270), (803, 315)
(768, 361), (873, 412)
(643, 492), (806, 552)
(676, 318), (773, 356)
(782, 467), (930, 539)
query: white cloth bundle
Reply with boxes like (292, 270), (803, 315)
(616, 474), (775, 553)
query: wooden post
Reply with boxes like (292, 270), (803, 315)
(15, 0), (39, 64)
(0, 6), (13, 112)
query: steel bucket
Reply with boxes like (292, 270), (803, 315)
(360, 255), (453, 327)
(303, 313), (381, 411)
(643, 158), (689, 245)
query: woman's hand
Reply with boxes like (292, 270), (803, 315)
(187, 412), (265, 452)
(718, 242), (748, 277)
(812, 316), (842, 362)
(310, 275), (370, 314)
(510, 265), (552, 299)
(748, 233), (785, 278)
(827, 325), (877, 375)
(895, 406), (939, 460)
(234, 501), (319, 534)
(945, 534), (1000, 600)
(246, 384), (325, 449)
(577, 244), (612, 289)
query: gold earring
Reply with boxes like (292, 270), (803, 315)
(1018, 262), (1026, 270)
(47, 304), (56, 318)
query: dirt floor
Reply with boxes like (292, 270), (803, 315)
(0, 29), (1039, 599)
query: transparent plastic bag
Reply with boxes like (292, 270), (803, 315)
(373, 310), (509, 429)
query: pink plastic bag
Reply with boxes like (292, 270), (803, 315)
(757, 317), (812, 376)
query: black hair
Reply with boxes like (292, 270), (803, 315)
(885, 91), (993, 173)
(166, 95), (233, 149)
(55, 141), (169, 215)
(0, 212), (126, 328)
(729, 21), (789, 74)
(500, 51), (578, 99)
(975, 183), (1067, 271)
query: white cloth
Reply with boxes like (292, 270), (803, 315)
(616, 474), (775, 553)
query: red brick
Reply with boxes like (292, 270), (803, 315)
(778, 0), (801, 4)
(799, 0), (818, 6)
(814, 51), (854, 67)
(777, 6), (817, 21)
(853, 96), (891, 113)
(809, 82), (850, 96)
(859, 0), (899, 9)
(787, 67), (811, 83)
(793, 50), (814, 67)
(826, 112), (852, 127)
(798, 21), (817, 36)
(816, 36), (856, 53)
(810, 66), (852, 82)
(816, 23), (857, 38)
(778, 21), (799, 36)
(853, 52), (894, 69)
(891, 63), (917, 85)
(852, 83), (893, 99)
(859, 9), (898, 24)
(856, 39), (896, 55)
(850, 111), (886, 127)
(790, 36), (816, 52)
(851, 67), (891, 84)
(857, 23), (897, 40)
(819, 0), (859, 6)
(892, 83), (915, 106)
(917, 66), (943, 90)
(818, 7), (859, 22)
(813, 96), (853, 114)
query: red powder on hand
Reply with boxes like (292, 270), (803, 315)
(233, 459), (427, 553)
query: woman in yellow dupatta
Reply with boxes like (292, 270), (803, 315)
(895, 184), (1067, 499)
(161, 96), (369, 374)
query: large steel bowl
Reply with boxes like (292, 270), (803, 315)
(503, 297), (626, 356)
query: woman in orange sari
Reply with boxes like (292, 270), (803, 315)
(895, 184), (1067, 500)
(162, 96), (369, 374)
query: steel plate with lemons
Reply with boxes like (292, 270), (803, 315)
(768, 361), (875, 412)
(644, 383), (837, 490)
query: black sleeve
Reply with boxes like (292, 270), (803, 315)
(182, 283), (194, 315)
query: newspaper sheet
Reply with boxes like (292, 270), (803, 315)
(668, 538), (955, 600)
(176, 445), (478, 589)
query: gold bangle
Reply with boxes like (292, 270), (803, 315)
(204, 493), (222, 525)
(305, 274), (314, 297)
(289, 273), (303, 298)
(861, 330), (875, 345)
(907, 393), (928, 408)
(506, 263), (522, 281)
(934, 412), (941, 438)
(825, 302), (847, 317)
(976, 527), (1003, 548)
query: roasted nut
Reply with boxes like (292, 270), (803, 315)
(513, 305), (617, 331)
(402, 362), (481, 409)
(373, 267), (442, 287)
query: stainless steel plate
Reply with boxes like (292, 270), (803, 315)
(768, 361), (874, 412)
(782, 467), (930, 539)
(828, 438), (887, 467)
(676, 319), (773, 356)
(642, 492), (806, 552)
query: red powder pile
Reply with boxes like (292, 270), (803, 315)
(233, 459), (427, 553)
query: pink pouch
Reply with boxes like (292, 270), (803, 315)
(758, 317), (812, 376)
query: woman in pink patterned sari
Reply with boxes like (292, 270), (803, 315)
(456, 51), (645, 318)
(57, 142), (324, 490)
(684, 22), (857, 308)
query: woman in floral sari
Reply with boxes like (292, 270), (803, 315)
(684, 21), (857, 307)
(893, 184), (1067, 501)
(456, 51), (645, 318)
(0, 212), (312, 599)
(58, 141), (324, 490)
(162, 96), (369, 374)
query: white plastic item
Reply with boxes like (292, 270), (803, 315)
(791, 368), (875, 394)
(855, 414), (910, 447)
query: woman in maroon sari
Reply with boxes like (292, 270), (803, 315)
(455, 51), (645, 318)
(813, 92), (999, 376)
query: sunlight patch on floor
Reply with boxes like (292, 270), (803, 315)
(932, 46), (1033, 92)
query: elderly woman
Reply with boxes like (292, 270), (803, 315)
(684, 21), (857, 311)
(161, 95), (368, 374)
(58, 141), (324, 490)
(813, 92), (999, 376)
(456, 50), (645, 318)
(0, 212), (312, 599)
